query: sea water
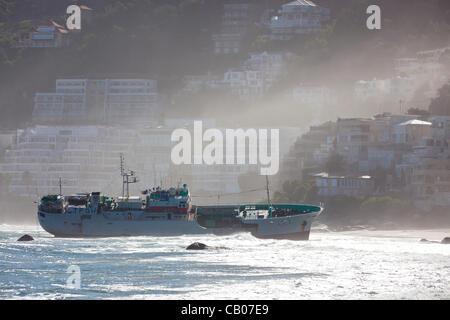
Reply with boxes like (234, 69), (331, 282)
(0, 224), (449, 299)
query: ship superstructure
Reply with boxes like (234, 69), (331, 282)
(37, 155), (207, 237)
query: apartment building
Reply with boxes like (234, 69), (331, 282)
(336, 118), (373, 166)
(269, 0), (330, 41)
(0, 126), (138, 197)
(411, 157), (450, 210)
(213, 3), (262, 55)
(32, 79), (160, 126)
(16, 26), (70, 48)
(218, 69), (264, 100)
(392, 119), (432, 145)
(313, 172), (376, 197)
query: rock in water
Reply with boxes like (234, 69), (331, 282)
(441, 237), (450, 244)
(186, 242), (209, 250)
(17, 234), (34, 242)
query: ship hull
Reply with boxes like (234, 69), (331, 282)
(38, 210), (209, 237)
(38, 207), (321, 240)
(246, 212), (318, 241)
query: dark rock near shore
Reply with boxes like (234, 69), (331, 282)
(186, 242), (209, 250)
(17, 234), (34, 242)
(186, 242), (230, 250)
(441, 237), (450, 244)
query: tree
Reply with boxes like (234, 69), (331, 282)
(370, 167), (390, 193)
(429, 81), (450, 116)
(273, 180), (317, 204)
(407, 107), (430, 118)
(325, 153), (345, 174)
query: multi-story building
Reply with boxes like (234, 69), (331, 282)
(0, 130), (19, 152)
(218, 69), (264, 100)
(269, 0), (330, 41)
(182, 73), (218, 93)
(411, 157), (450, 210)
(241, 51), (293, 85)
(430, 116), (450, 146)
(202, 51), (293, 100)
(392, 119), (432, 145)
(241, 51), (293, 91)
(313, 172), (376, 197)
(213, 3), (262, 55)
(0, 126), (138, 197)
(32, 79), (160, 126)
(16, 25), (70, 48)
(213, 33), (242, 55)
(336, 118), (373, 167)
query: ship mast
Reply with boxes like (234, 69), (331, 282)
(120, 154), (138, 198)
(266, 176), (272, 211)
(120, 154), (125, 197)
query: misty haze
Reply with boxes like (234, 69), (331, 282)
(0, 0), (449, 301)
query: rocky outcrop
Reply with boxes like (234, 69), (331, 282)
(186, 242), (230, 250)
(186, 242), (209, 250)
(17, 234), (34, 241)
(441, 237), (450, 244)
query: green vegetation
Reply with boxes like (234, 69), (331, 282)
(273, 179), (318, 204)
(0, 0), (450, 127)
(429, 80), (450, 116)
(324, 153), (345, 175)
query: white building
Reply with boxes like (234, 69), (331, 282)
(392, 119), (432, 145)
(16, 26), (70, 48)
(313, 172), (376, 197)
(241, 51), (293, 88)
(213, 3), (262, 55)
(32, 79), (160, 126)
(269, 0), (330, 41)
(430, 116), (450, 143)
(218, 69), (264, 100)
(213, 33), (242, 55)
(0, 126), (138, 197)
(0, 130), (19, 151)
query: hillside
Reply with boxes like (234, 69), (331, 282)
(0, 0), (449, 128)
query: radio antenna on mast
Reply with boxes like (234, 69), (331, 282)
(119, 154), (138, 198)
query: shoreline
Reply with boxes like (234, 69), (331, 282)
(334, 228), (450, 241)
(312, 223), (450, 241)
(1, 223), (450, 242)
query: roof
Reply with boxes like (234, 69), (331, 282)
(284, 0), (317, 7)
(398, 119), (432, 126)
(313, 172), (373, 179)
